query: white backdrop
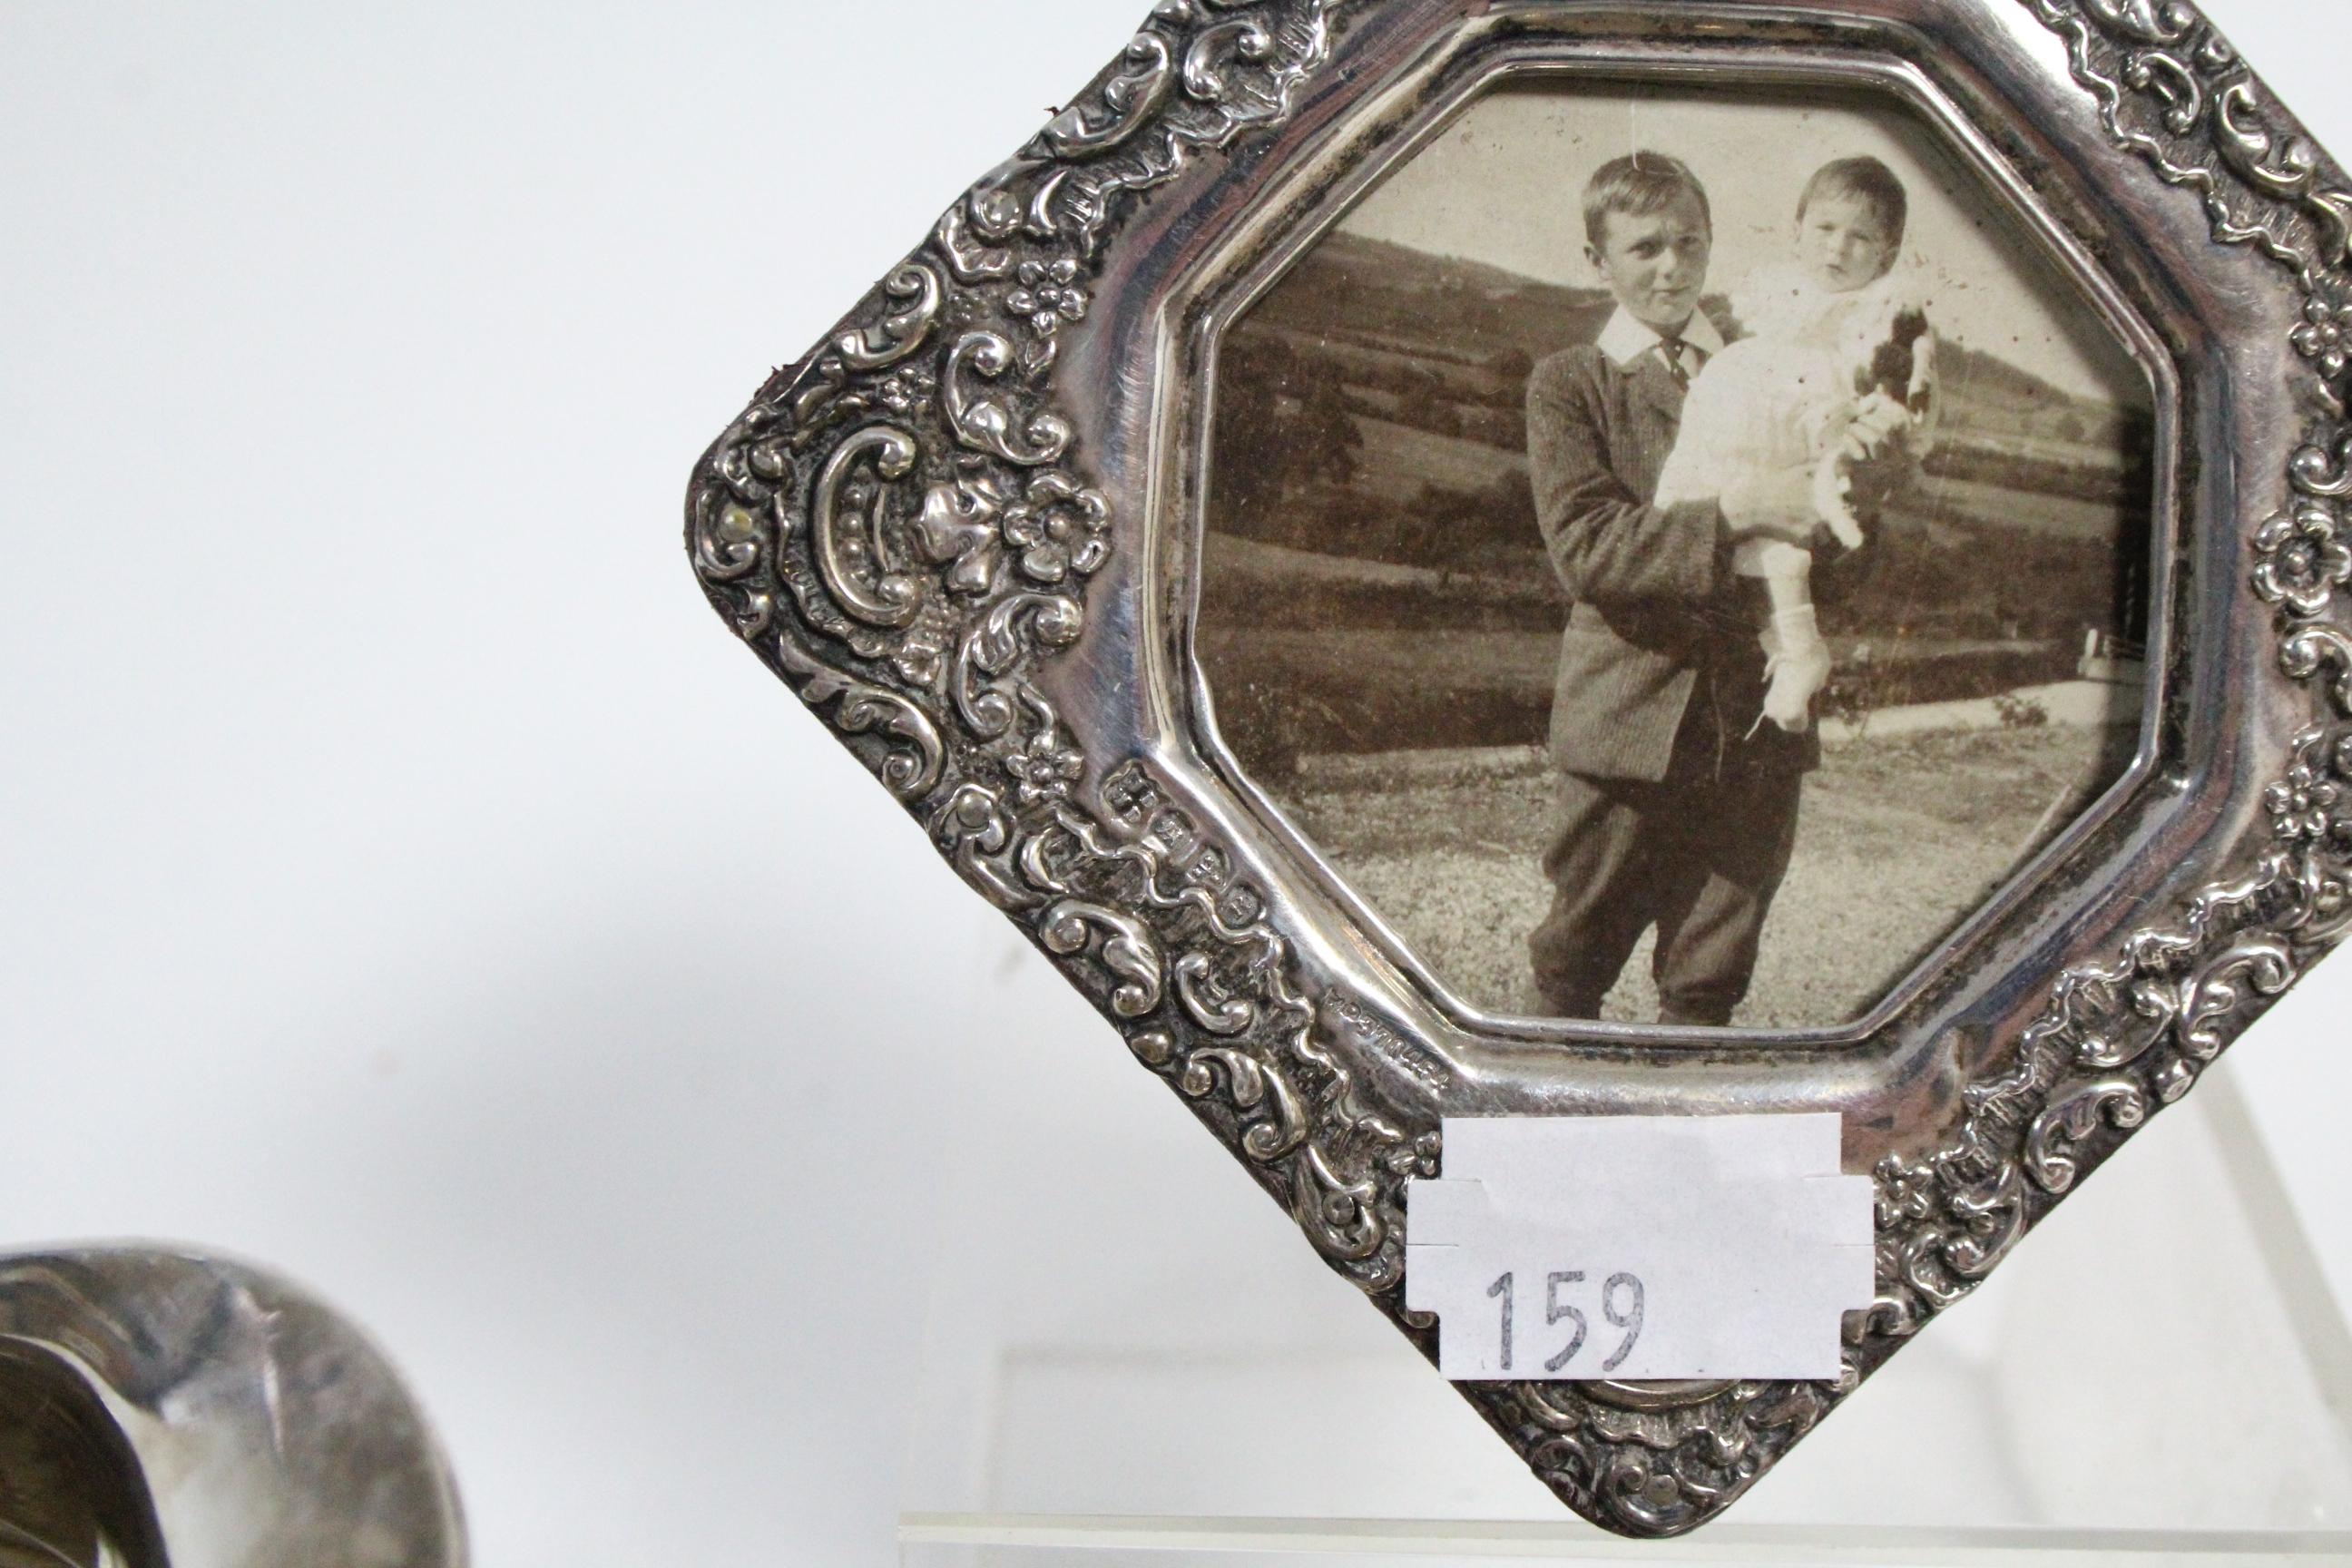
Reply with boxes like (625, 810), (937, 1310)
(0, 4), (2346, 1564)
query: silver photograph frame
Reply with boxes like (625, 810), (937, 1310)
(687, 0), (2352, 1536)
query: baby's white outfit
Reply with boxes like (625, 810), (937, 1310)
(1653, 264), (1929, 730)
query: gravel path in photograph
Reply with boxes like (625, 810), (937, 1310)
(1274, 724), (2131, 1029)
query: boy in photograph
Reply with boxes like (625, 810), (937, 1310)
(1523, 152), (1890, 1025)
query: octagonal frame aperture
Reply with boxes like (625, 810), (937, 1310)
(1161, 30), (2182, 1049)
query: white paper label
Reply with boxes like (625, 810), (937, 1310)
(1404, 1114), (1874, 1380)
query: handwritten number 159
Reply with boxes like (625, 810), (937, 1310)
(1488, 1270), (1644, 1373)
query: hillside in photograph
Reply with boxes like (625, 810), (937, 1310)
(1201, 230), (2155, 773)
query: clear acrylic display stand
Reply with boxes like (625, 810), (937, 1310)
(899, 917), (2352, 1566)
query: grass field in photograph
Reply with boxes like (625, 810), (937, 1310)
(1269, 723), (2132, 1028)
(1198, 588), (2085, 776)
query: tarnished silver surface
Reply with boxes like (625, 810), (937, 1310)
(686, 0), (2352, 1536)
(0, 1246), (466, 1568)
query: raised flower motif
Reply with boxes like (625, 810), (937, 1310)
(1872, 1154), (1941, 1230)
(1004, 723), (1086, 803)
(869, 363), (937, 415)
(2293, 295), (2352, 382)
(2267, 730), (2352, 851)
(1001, 470), (1112, 583)
(1006, 258), (1090, 338)
(2253, 500), (2352, 617)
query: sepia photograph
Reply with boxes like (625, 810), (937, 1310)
(1197, 83), (2156, 1030)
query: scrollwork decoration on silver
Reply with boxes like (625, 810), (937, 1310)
(811, 425), (925, 630)
(2034, 0), (2352, 302)
(686, 0), (1410, 1307)
(831, 261), (944, 372)
(1040, 33), (1178, 162)
(691, 0), (2352, 1540)
(2025, 1077), (2150, 1192)
(771, 636), (946, 803)
(945, 332), (1076, 466)
(1012, 0), (1338, 251)
(1833, 0), (2352, 1506)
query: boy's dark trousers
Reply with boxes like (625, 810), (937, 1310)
(1527, 678), (1803, 1026)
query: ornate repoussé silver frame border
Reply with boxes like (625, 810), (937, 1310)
(687, 0), (2352, 1537)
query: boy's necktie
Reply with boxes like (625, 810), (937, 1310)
(1659, 336), (1705, 388)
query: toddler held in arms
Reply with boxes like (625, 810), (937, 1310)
(1654, 155), (1937, 731)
